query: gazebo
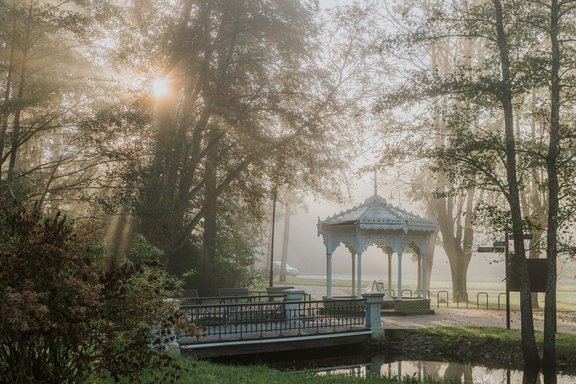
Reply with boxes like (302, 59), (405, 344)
(317, 190), (437, 299)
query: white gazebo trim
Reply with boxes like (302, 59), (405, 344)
(318, 193), (437, 299)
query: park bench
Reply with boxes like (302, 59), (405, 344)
(265, 286), (293, 301)
(321, 296), (365, 317)
(180, 288), (200, 304)
(218, 287), (250, 297)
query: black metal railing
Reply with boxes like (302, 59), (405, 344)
(181, 292), (312, 306)
(401, 289), (413, 298)
(180, 294), (285, 305)
(436, 290), (449, 307)
(179, 299), (366, 341)
(476, 292), (489, 310)
(425, 290), (510, 310)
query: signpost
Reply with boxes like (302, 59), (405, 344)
(477, 232), (544, 330)
(505, 233), (510, 330)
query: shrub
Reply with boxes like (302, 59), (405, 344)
(97, 235), (182, 382)
(0, 203), (100, 383)
(0, 202), (183, 383)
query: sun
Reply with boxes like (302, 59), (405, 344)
(151, 76), (171, 99)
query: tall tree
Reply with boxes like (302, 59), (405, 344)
(109, 0), (369, 293)
(491, 0), (539, 365)
(370, 0), (485, 300)
(0, 0), (123, 214)
(370, 0), (572, 365)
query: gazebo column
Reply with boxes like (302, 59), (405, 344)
(351, 253), (356, 296)
(397, 252), (403, 299)
(417, 254), (422, 298)
(356, 252), (363, 298)
(326, 251), (333, 298)
(387, 252), (392, 294)
(422, 252), (428, 299)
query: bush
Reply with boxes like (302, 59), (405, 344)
(97, 235), (182, 382)
(0, 203), (101, 383)
(0, 202), (183, 383)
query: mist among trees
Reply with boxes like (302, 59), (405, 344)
(2, 0), (576, 378)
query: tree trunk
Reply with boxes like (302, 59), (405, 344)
(201, 125), (219, 295)
(0, 15), (17, 169)
(449, 254), (469, 303)
(426, 234), (436, 292)
(492, 0), (540, 367)
(7, 3), (34, 184)
(543, 0), (560, 369)
(436, 195), (472, 302)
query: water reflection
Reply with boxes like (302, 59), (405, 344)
(317, 359), (569, 384)
(332, 359), (569, 384)
(212, 347), (570, 384)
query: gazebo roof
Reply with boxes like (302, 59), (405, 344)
(320, 193), (437, 233)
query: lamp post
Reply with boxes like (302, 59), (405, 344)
(268, 186), (278, 288)
(388, 184), (401, 208)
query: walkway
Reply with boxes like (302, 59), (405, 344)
(384, 308), (576, 334)
(295, 284), (576, 334)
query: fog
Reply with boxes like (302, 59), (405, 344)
(269, 175), (508, 284)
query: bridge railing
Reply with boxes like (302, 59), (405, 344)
(180, 292), (312, 305)
(181, 293), (287, 305)
(178, 298), (366, 341)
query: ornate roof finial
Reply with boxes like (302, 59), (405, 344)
(373, 168), (378, 196)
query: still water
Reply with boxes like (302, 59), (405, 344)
(212, 347), (576, 384)
(318, 359), (574, 384)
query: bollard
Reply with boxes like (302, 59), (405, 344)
(477, 292), (489, 310)
(437, 290), (449, 308)
(361, 292), (385, 340)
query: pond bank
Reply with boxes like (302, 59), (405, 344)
(378, 327), (576, 372)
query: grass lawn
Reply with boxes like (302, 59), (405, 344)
(402, 326), (576, 354)
(91, 358), (446, 384)
(387, 326), (576, 369)
(277, 276), (576, 311)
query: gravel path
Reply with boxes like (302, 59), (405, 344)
(295, 284), (576, 334)
(383, 308), (576, 334)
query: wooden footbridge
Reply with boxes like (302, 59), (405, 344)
(177, 289), (384, 358)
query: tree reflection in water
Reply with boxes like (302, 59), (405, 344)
(376, 360), (568, 383)
(444, 364), (473, 383)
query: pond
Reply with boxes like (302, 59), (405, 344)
(318, 360), (573, 384)
(210, 345), (576, 384)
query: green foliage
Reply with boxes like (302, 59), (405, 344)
(128, 233), (165, 264)
(0, 0), (125, 208)
(0, 201), (101, 383)
(0, 201), (184, 383)
(92, 358), (449, 384)
(97, 249), (182, 381)
(212, 212), (260, 288)
(170, 210), (259, 293)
